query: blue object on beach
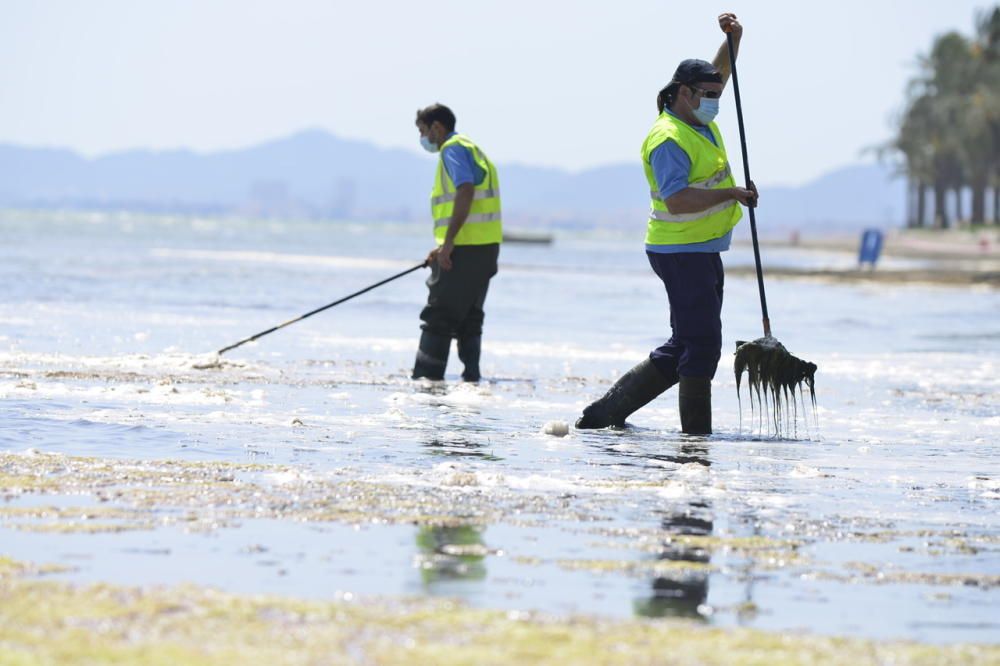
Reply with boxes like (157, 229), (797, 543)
(858, 229), (883, 267)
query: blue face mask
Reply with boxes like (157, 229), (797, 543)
(692, 97), (719, 125)
(420, 135), (439, 153)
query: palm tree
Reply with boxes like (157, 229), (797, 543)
(928, 32), (975, 228)
(895, 33), (968, 229)
(893, 8), (1000, 228)
(895, 96), (936, 227)
(975, 7), (1000, 225)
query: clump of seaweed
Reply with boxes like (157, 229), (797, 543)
(734, 337), (817, 438)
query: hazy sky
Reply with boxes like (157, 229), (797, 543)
(3, 1), (993, 185)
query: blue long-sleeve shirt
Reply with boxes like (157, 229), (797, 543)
(441, 132), (486, 187)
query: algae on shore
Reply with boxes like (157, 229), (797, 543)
(3, 451), (996, 595)
(0, 555), (997, 666)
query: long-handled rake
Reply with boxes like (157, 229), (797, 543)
(725, 31), (817, 436)
(193, 261), (428, 368)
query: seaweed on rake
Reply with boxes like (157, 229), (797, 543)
(735, 337), (817, 438)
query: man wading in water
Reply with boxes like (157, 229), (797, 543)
(576, 13), (757, 435)
(412, 104), (502, 382)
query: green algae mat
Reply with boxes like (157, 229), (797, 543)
(2, 451), (999, 664)
(1, 556), (997, 666)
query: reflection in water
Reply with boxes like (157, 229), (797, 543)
(422, 435), (502, 461)
(634, 444), (713, 621)
(415, 524), (488, 585)
(587, 436), (712, 471)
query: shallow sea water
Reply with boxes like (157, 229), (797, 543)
(1, 211), (998, 644)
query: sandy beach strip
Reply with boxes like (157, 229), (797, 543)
(727, 265), (1000, 287)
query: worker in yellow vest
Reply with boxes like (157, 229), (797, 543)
(412, 104), (502, 382)
(577, 13), (757, 434)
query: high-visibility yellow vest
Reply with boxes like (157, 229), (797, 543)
(430, 134), (502, 246)
(642, 112), (742, 246)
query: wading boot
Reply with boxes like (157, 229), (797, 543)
(678, 376), (712, 435)
(457, 336), (482, 382)
(412, 330), (450, 380)
(575, 359), (676, 429)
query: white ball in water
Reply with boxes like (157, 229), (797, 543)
(542, 420), (570, 437)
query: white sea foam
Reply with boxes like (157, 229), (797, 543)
(966, 476), (1000, 499)
(0, 350), (266, 379)
(675, 462), (710, 479)
(542, 421), (570, 437)
(308, 335), (645, 365)
(789, 464), (828, 479)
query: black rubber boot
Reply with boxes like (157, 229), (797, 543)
(575, 359), (676, 429)
(678, 376), (712, 435)
(412, 331), (451, 380)
(457, 336), (482, 382)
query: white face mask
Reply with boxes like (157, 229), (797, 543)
(420, 135), (439, 153)
(692, 97), (719, 124)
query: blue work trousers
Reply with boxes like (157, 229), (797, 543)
(646, 251), (724, 380)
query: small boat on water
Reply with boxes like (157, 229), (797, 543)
(502, 230), (554, 244)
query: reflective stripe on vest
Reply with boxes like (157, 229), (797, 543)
(649, 164), (732, 201)
(430, 135), (503, 246)
(641, 113), (742, 246)
(435, 211), (503, 228)
(649, 198), (737, 223)
(431, 188), (500, 206)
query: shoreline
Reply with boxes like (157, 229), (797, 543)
(727, 265), (1000, 288)
(733, 228), (1000, 287)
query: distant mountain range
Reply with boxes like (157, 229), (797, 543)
(0, 129), (905, 233)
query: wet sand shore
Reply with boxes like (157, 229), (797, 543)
(735, 228), (1000, 287)
(3, 555), (998, 666)
(3, 212), (998, 661)
(728, 264), (1000, 287)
